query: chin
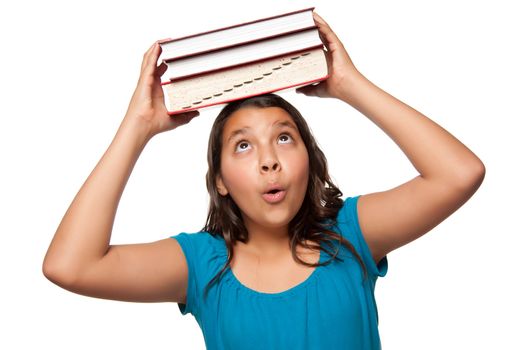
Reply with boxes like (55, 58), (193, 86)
(241, 210), (290, 230)
(261, 210), (297, 228)
(262, 219), (292, 229)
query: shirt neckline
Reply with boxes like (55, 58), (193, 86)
(224, 243), (325, 298)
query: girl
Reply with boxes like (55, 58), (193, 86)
(43, 12), (485, 349)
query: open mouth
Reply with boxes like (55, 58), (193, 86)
(262, 188), (286, 203)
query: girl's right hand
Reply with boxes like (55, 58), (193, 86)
(122, 42), (199, 140)
(296, 13), (360, 101)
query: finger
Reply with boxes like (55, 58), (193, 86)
(187, 110), (200, 119)
(170, 109), (200, 118)
(141, 42), (157, 72)
(313, 12), (343, 48)
(171, 110), (200, 127)
(155, 61), (168, 78)
(296, 83), (322, 97)
(316, 31), (330, 51)
(295, 85), (314, 96)
(143, 42), (162, 76)
(312, 12), (326, 25)
(295, 86), (308, 95)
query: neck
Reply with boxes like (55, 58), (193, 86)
(240, 220), (290, 257)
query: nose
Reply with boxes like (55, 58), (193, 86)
(260, 149), (281, 173)
(261, 160), (280, 172)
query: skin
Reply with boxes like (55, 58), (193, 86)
(216, 106), (310, 257)
(298, 13), (485, 264)
(42, 12), (485, 304)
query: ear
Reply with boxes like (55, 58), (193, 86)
(216, 175), (229, 196)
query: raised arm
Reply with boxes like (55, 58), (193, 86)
(298, 13), (485, 264)
(42, 42), (199, 302)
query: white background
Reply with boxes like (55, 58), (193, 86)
(1, 0), (523, 349)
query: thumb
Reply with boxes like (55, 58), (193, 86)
(155, 62), (168, 78)
(166, 110), (200, 130)
(296, 82), (324, 97)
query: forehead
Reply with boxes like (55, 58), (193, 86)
(222, 107), (297, 138)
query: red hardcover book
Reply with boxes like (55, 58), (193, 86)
(159, 8), (327, 114)
(158, 7), (316, 61)
(162, 27), (323, 82)
(162, 47), (328, 115)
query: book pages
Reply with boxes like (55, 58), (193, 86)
(164, 29), (322, 80)
(163, 48), (327, 113)
(160, 8), (315, 59)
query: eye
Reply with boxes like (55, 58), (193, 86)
(234, 140), (252, 153)
(278, 133), (293, 144)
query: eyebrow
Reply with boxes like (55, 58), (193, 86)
(226, 128), (249, 144)
(226, 120), (298, 144)
(272, 120), (298, 131)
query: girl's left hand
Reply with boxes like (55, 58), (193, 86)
(296, 12), (360, 100)
(122, 42), (199, 140)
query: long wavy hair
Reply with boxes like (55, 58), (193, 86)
(202, 94), (367, 296)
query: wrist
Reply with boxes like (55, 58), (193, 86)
(335, 68), (367, 105)
(118, 115), (154, 149)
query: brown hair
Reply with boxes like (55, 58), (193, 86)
(202, 94), (367, 296)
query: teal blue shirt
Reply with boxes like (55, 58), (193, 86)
(171, 196), (388, 349)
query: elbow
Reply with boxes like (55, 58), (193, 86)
(42, 259), (64, 286)
(42, 258), (78, 289)
(474, 160), (486, 187)
(466, 159), (485, 189)
(454, 158), (486, 194)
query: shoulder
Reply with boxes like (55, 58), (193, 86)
(334, 196), (388, 278)
(170, 230), (222, 250)
(169, 231), (229, 315)
(170, 231), (228, 276)
(335, 196), (360, 233)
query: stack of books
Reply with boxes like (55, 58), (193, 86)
(159, 7), (328, 115)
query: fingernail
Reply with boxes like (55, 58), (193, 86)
(313, 12), (325, 24)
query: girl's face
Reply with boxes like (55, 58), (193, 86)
(216, 106), (309, 232)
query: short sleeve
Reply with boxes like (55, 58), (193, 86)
(170, 233), (197, 316)
(340, 196), (388, 278)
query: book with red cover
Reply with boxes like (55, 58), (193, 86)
(158, 8), (327, 114)
(162, 27), (323, 81)
(158, 7), (316, 61)
(162, 47), (328, 115)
